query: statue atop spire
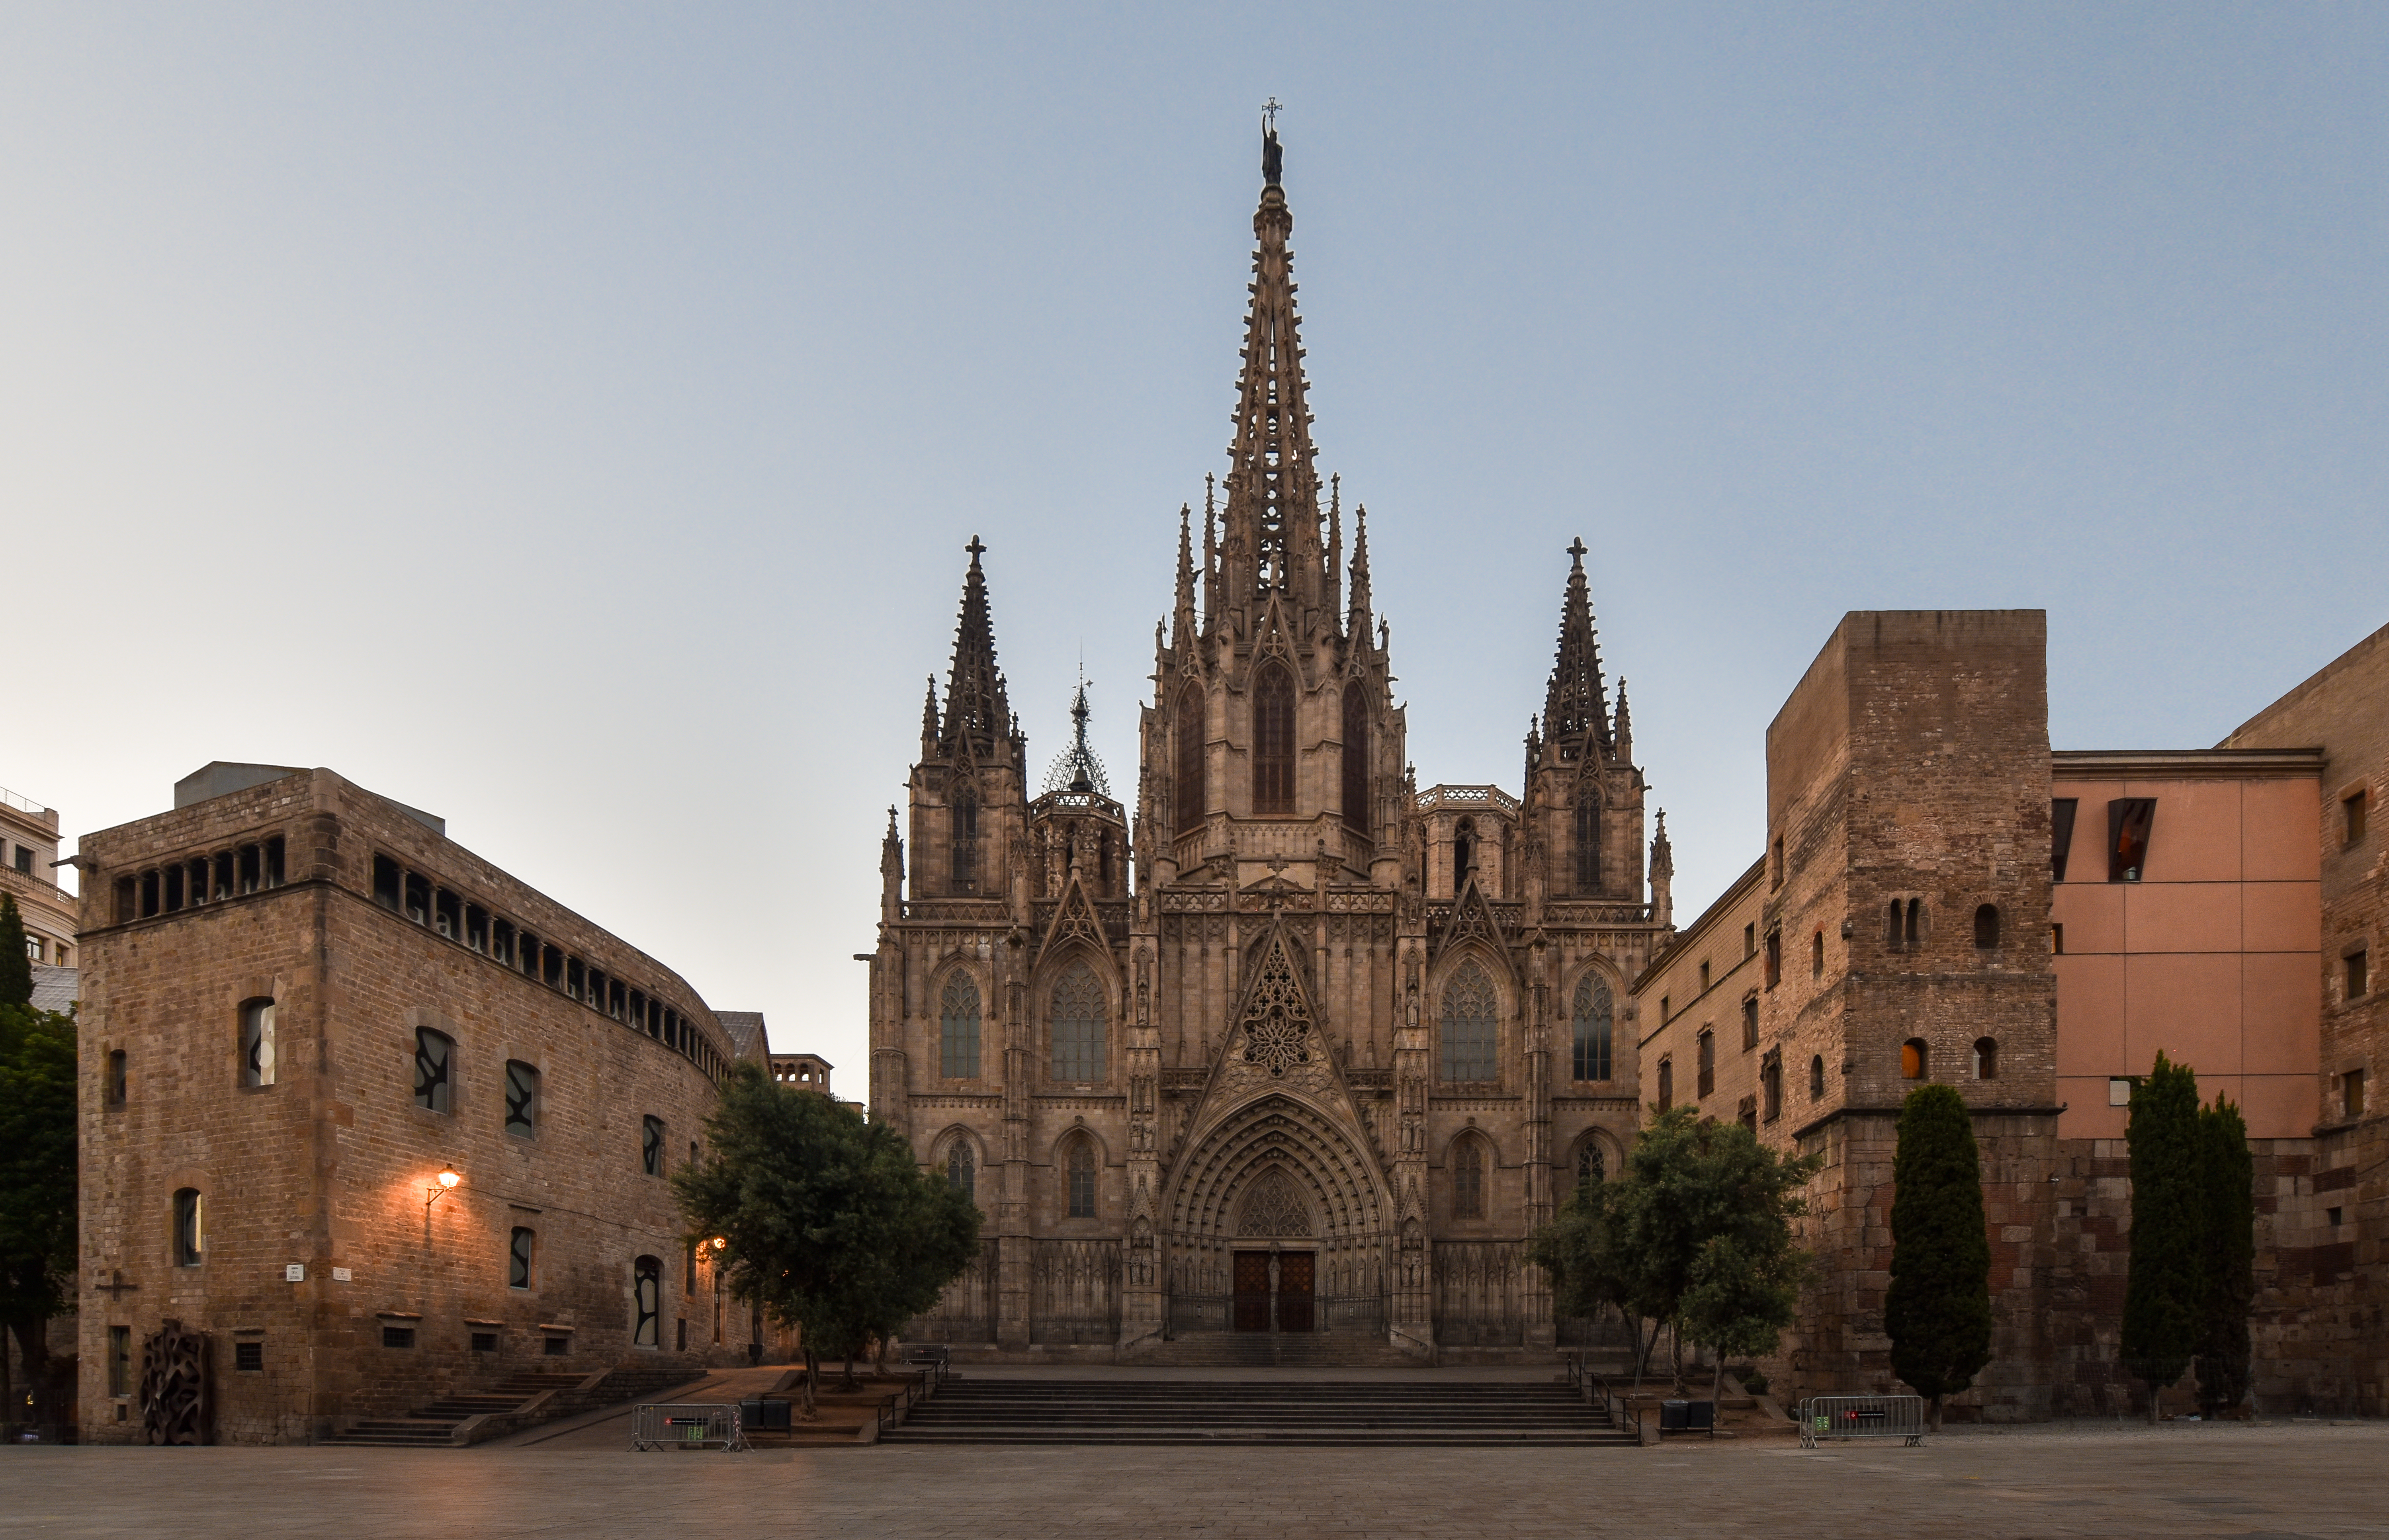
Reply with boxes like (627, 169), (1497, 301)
(939, 535), (1015, 761)
(1542, 537), (1612, 761)
(1261, 98), (1284, 186)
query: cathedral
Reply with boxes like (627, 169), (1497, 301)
(868, 126), (1672, 1358)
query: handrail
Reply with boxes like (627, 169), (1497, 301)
(0, 786), (48, 816)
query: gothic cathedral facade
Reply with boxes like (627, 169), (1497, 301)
(868, 131), (1674, 1358)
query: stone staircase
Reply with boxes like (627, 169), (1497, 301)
(1128, 1332), (1418, 1369)
(886, 1377), (1640, 1447)
(320, 1366), (705, 1447)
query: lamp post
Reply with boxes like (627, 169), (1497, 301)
(426, 1166), (461, 1214)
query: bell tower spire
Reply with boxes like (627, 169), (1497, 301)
(939, 535), (1016, 763)
(1216, 114), (1326, 628)
(1541, 536), (1611, 762)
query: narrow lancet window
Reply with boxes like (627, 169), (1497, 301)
(1050, 962), (1107, 1082)
(239, 999), (276, 1088)
(1252, 662), (1296, 815)
(1570, 975), (1613, 1082)
(1177, 685), (1207, 835)
(940, 972), (981, 1079)
(1341, 684), (1369, 833)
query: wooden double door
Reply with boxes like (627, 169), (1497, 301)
(1232, 1250), (1315, 1333)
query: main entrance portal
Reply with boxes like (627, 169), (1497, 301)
(1232, 1251), (1315, 1333)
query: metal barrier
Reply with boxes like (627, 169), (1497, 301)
(631, 1403), (750, 1452)
(1797, 1394), (1926, 1448)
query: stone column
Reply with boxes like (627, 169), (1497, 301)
(997, 930), (1032, 1349)
(1120, 940), (1164, 1352)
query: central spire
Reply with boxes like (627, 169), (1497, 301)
(1217, 117), (1326, 624)
(1543, 537), (1613, 761)
(939, 535), (1015, 762)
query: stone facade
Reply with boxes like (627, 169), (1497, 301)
(72, 766), (759, 1443)
(868, 134), (1665, 1358)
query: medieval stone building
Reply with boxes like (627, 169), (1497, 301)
(868, 129), (1669, 1358)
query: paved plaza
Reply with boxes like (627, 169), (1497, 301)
(2, 1420), (2383, 1538)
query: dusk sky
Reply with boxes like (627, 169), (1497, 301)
(7, 6), (2384, 1077)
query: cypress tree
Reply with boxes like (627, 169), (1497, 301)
(2122, 1051), (2204, 1420)
(0, 896), (31, 1008)
(1885, 1083), (1993, 1429)
(2195, 1094), (2255, 1417)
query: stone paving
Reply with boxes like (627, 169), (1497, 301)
(2, 1420), (2383, 1537)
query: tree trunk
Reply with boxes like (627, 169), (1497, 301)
(797, 1348), (819, 1421)
(1931, 1393), (1943, 1433)
(1709, 1348), (1724, 1407)
(840, 1347), (858, 1393)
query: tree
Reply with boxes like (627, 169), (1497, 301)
(1531, 1106), (1819, 1395)
(2195, 1094), (2255, 1417)
(2123, 1051), (2204, 1421)
(1884, 1083), (1993, 1429)
(673, 1064), (977, 1411)
(0, 1001), (77, 1430)
(0, 895), (32, 1007)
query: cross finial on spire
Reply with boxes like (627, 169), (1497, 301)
(1567, 536), (1587, 565)
(1262, 97), (1282, 131)
(966, 534), (987, 562)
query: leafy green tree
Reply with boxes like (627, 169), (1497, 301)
(2195, 1094), (2255, 1417)
(2123, 1051), (2204, 1420)
(1884, 1083), (1993, 1429)
(0, 1002), (77, 1428)
(673, 1064), (977, 1409)
(1531, 1106), (1819, 1394)
(0, 895), (32, 1007)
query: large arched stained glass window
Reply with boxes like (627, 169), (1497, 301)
(1252, 662), (1296, 815)
(1453, 1136), (1486, 1219)
(1176, 685), (1206, 835)
(1440, 960), (1498, 1082)
(1050, 962), (1107, 1082)
(1570, 974), (1613, 1082)
(940, 972), (981, 1079)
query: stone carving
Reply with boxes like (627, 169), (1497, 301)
(1238, 928), (1314, 1077)
(1236, 1166), (1311, 1237)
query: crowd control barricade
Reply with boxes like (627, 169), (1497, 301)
(1797, 1394), (1925, 1448)
(631, 1403), (750, 1452)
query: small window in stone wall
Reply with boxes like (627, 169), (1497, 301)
(1974, 905), (2002, 949)
(106, 1049), (127, 1106)
(471, 1332), (499, 1353)
(504, 1060), (540, 1138)
(1742, 997), (1759, 1051)
(2343, 789), (2367, 846)
(172, 1188), (203, 1266)
(1761, 1049), (1783, 1122)
(2347, 949), (2369, 1002)
(1763, 929), (1781, 988)
(1973, 1037), (1998, 1080)
(633, 1256), (663, 1348)
(414, 1028), (454, 1113)
(1901, 1038), (1928, 1080)
(544, 1336), (570, 1357)
(108, 1326), (131, 1397)
(510, 1227), (536, 1290)
(1657, 1057), (1673, 1110)
(2345, 1069), (2367, 1122)
(1809, 1054), (1825, 1100)
(1811, 932), (1824, 979)
(235, 1341), (263, 1373)
(642, 1115), (666, 1176)
(239, 999), (276, 1087)
(1696, 1031), (1715, 1098)
(382, 1325), (415, 1348)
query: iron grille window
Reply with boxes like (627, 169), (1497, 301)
(1440, 961), (1498, 1082)
(642, 1115), (665, 1176)
(504, 1061), (539, 1138)
(239, 1000), (275, 1088)
(235, 1341), (263, 1372)
(632, 1257), (663, 1348)
(1570, 975), (1613, 1081)
(413, 1028), (453, 1113)
(1066, 1139), (1097, 1219)
(1252, 662), (1296, 815)
(510, 1227), (535, 1289)
(1049, 962), (1107, 1082)
(947, 1140), (975, 1204)
(382, 1326), (415, 1348)
(940, 971), (981, 1079)
(1575, 1141), (1604, 1186)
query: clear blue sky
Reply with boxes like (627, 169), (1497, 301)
(7, 6), (2384, 1077)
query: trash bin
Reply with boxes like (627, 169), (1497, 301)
(757, 1398), (793, 1431)
(1660, 1399), (1689, 1431)
(738, 1398), (767, 1431)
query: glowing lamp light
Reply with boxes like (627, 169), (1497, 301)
(437, 1169), (462, 1190)
(709, 1236), (728, 1252)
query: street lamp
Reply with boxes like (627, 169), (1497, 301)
(426, 1167), (461, 1213)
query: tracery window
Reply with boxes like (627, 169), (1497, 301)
(1050, 962), (1107, 1082)
(1570, 975), (1613, 1082)
(1066, 1138), (1097, 1219)
(632, 1256), (662, 1348)
(1440, 960), (1498, 1082)
(1453, 1137), (1486, 1220)
(1574, 791), (1600, 894)
(940, 971), (982, 1079)
(1341, 684), (1370, 833)
(239, 999), (276, 1088)
(642, 1115), (665, 1176)
(413, 1028), (453, 1114)
(1176, 686), (1207, 834)
(1575, 1141), (1605, 1187)
(950, 783), (980, 895)
(504, 1060), (539, 1138)
(1252, 662), (1296, 815)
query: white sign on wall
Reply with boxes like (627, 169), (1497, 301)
(332, 1267), (352, 1282)
(284, 1264), (305, 1282)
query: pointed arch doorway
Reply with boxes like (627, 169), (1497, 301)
(1232, 1166), (1315, 1333)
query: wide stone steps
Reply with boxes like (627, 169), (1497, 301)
(319, 1366), (707, 1446)
(886, 1379), (1638, 1446)
(1131, 1334), (1416, 1369)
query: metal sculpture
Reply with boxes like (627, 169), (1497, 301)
(139, 1318), (210, 1445)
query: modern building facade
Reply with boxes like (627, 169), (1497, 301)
(3, 782), (79, 973)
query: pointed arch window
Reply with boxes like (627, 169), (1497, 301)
(1440, 960), (1499, 1082)
(239, 999), (276, 1088)
(1574, 790), (1601, 895)
(1252, 662), (1296, 815)
(940, 971), (981, 1079)
(950, 783), (980, 895)
(946, 1137), (976, 1204)
(1454, 818), (1476, 886)
(1570, 974), (1613, 1082)
(1575, 1140), (1605, 1188)
(631, 1255), (662, 1348)
(1065, 1137), (1097, 1219)
(1176, 685), (1206, 835)
(1341, 684), (1370, 833)
(1452, 1136), (1487, 1220)
(1050, 962), (1107, 1082)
